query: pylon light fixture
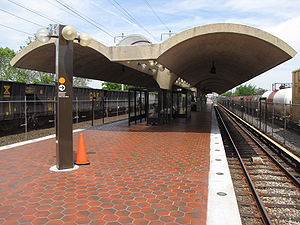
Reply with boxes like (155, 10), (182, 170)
(79, 32), (92, 46)
(210, 61), (216, 74)
(35, 25), (92, 47)
(35, 28), (51, 42)
(62, 25), (77, 40)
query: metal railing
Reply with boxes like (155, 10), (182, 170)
(218, 99), (300, 151)
(0, 97), (129, 136)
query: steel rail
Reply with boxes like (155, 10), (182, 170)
(219, 105), (300, 187)
(214, 106), (273, 225)
(219, 103), (300, 172)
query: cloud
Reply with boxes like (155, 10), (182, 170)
(1, 0), (299, 89)
(266, 16), (300, 50)
(225, 0), (300, 18)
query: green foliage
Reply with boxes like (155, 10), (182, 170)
(221, 91), (234, 97)
(255, 87), (268, 95)
(0, 47), (54, 84)
(102, 81), (137, 90)
(73, 77), (89, 87)
(102, 82), (122, 90)
(0, 46), (89, 86)
(235, 84), (256, 96)
(221, 84), (268, 96)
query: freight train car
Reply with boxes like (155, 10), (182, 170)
(0, 81), (129, 131)
(0, 81), (25, 130)
(218, 86), (300, 127)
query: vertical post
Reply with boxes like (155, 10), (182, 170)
(241, 98), (244, 119)
(252, 100), (254, 125)
(134, 90), (136, 124)
(92, 97), (95, 126)
(265, 101), (267, 133)
(146, 90), (149, 125)
(272, 103), (274, 136)
(117, 97), (119, 119)
(55, 25), (74, 170)
(54, 96), (57, 135)
(24, 96), (28, 136)
(259, 98), (262, 130)
(102, 97), (105, 125)
(140, 90), (142, 123)
(128, 91), (131, 126)
(76, 97), (79, 124)
(283, 104), (287, 144)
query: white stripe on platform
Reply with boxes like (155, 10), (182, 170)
(206, 106), (242, 225)
(0, 128), (86, 151)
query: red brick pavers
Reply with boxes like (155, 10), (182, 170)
(0, 107), (211, 225)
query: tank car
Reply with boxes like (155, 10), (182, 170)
(263, 88), (292, 120)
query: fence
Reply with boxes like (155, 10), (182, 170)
(218, 99), (300, 150)
(0, 97), (129, 136)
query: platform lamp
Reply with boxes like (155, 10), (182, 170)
(35, 25), (92, 171)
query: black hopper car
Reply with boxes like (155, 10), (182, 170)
(0, 80), (128, 131)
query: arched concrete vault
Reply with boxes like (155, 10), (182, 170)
(156, 23), (297, 93)
(11, 23), (296, 93)
(11, 39), (160, 89)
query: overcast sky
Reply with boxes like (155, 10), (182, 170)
(1, 0), (300, 90)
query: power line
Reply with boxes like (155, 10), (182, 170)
(45, 0), (79, 18)
(0, 23), (33, 36)
(144, 0), (170, 32)
(0, 8), (44, 27)
(8, 0), (60, 24)
(109, 0), (157, 41)
(54, 0), (115, 38)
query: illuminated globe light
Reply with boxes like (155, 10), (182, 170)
(35, 28), (51, 43)
(62, 25), (77, 40)
(158, 64), (165, 72)
(79, 33), (92, 46)
(149, 60), (155, 68)
(151, 68), (157, 74)
(141, 63), (147, 70)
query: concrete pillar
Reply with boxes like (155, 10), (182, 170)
(153, 70), (178, 90)
(196, 92), (206, 111)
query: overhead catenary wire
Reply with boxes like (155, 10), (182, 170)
(0, 8), (44, 27)
(45, 0), (80, 18)
(54, 0), (115, 38)
(8, 0), (60, 25)
(144, 0), (170, 32)
(8, 0), (60, 24)
(0, 23), (33, 36)
(109, 0), (157, 41)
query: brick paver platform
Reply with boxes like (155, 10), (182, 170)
(0, 107), (211, 225)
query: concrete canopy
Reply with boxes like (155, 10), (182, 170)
(11, 23), (296, 93)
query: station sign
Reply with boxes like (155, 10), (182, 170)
(58, 76), (69, 98)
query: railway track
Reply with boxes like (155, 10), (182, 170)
(215, 105), (300, 225)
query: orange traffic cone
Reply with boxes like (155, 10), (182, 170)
(75, 134), (90, 165)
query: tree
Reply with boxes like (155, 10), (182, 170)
(221, 91), (234, 96)
(255, 87), (268, 95)
(102, 82), (122, 90)
(0, 46), (89, 86)
(221, 84), (268, 96)
(0, 47), (27, 81)
(73, 77), (89, 87)
(102, 81), (137, 90)
(235, 84), (256, 96)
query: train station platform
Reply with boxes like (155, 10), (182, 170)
(0, 102), (241, 225)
